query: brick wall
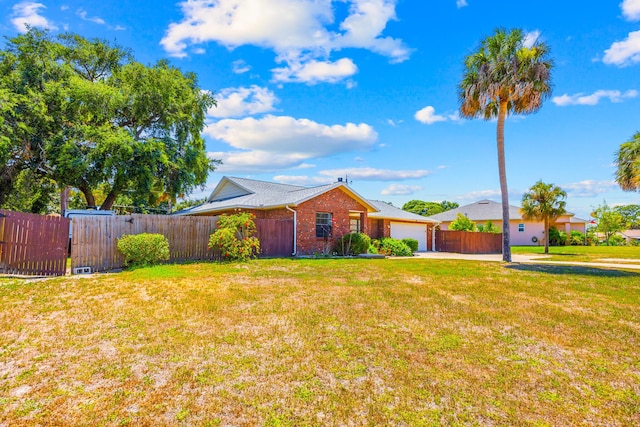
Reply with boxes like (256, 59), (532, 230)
(295, 187), (370, 255)
(368, 218), (393, 239)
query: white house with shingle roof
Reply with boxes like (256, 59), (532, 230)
(427, 199), (588, 246)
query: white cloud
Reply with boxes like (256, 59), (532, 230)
(415, 106), (460, 125)
(562, 180), (619, 198)
(317, 167), (431, 181)
(552, 89), (638, 106)
(232, 60), (251, 74)
(77, 9), (105, 25)
(205, 115), (377, 172)
(11, 2), (57, 32)
(455, 189), (502, 201)
(622, 0), (640, 21)
(523, 30), (541, 48)
(273, 175), (335, 185)
(272, 58), (358, 84)
(207, 86), (278, 118)
(603, 30), (640, 66)
(160, 0), (410, 83)
(114, 25), (126, 31)
(381, 184), (423, 196)
(456, 0), (468, 8)
(273, 167), (431, 186)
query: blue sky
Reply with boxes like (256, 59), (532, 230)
(3, 0), (640, 218)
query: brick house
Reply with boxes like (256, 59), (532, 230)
(177, 176), (438, 255)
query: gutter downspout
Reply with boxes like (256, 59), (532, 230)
(432, 224), (436, 252)
(285, 205), (297, 256)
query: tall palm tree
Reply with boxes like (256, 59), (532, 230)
(521, 181), (567, 254)
(459, 29), (553, 262)
(615, 131), (640, 192)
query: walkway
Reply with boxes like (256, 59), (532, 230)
(409, 251), (640, 270)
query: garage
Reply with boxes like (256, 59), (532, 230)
(390, 222), (428, 251)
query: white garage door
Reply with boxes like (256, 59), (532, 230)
(390, 222), (427, 251)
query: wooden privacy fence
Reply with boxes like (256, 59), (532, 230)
(71, 215), (220, 273)
(435, 230), (502, 254)
(0, 210), (70, 276)
(255, 219), (294, 257)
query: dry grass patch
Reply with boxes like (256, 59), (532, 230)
(1, 259), (639, 425)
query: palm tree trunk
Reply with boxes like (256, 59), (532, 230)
(544, 217), (549, 254)
(497, 101), (511, 262)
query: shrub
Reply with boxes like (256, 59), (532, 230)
(569, 230), (585, 245)
(209, 213), (260, 261)
(117, 233), (170, 267)
(401, 238), (419, 252)
(367, 244), (378, 254)
(608, 234), (626, 246)
(548, 227), (567, 246)
(334, 233), (371, 256)
(376, 238), (413, 256)
(450, 213), (476, 231)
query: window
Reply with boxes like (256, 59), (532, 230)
(350, 218), (361, 233)
(518, 223), (525, 232)
(316, 212), (332, 238)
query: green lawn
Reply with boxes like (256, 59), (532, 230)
(512, 245), (640, 263)
(1, 258), (639, 426)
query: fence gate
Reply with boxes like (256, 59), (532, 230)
(435, 230), (502, 254)
(0, 210), (70, 276)
(255, 219), (294, 257)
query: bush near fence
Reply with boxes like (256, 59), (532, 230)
(71, 215), (219, 273)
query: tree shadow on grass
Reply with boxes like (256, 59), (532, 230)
(505, 263), (640, 278)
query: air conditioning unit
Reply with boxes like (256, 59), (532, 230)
(73, 266), (92, 275)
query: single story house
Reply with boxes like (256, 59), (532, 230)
(176, 176), (438, 255)
(427, 199), (588, 246)
(621, 230), (640, 244)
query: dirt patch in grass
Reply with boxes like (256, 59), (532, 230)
(1, 258), (639, 425)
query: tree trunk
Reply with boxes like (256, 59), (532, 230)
(101, 191), (118, 211)
(79, 184), (96, 209)
(496, 101), (511, 262)
(544, 217), (549, 254)
(60, 186), (70, 216)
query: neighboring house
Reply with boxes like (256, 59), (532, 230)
(621, 230), (640, 244)
(176, 176), (439, 255)
(427, 199), (588, 246)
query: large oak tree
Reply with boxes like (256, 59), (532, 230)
(0, 29), (219, 211)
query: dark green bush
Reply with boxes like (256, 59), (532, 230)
(117, 233), (170, 267)
(376, 238), (413, 256)
(548, 227), (567, 246)
(334, 233), (371, 256)
(401, 238), (419, 252)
